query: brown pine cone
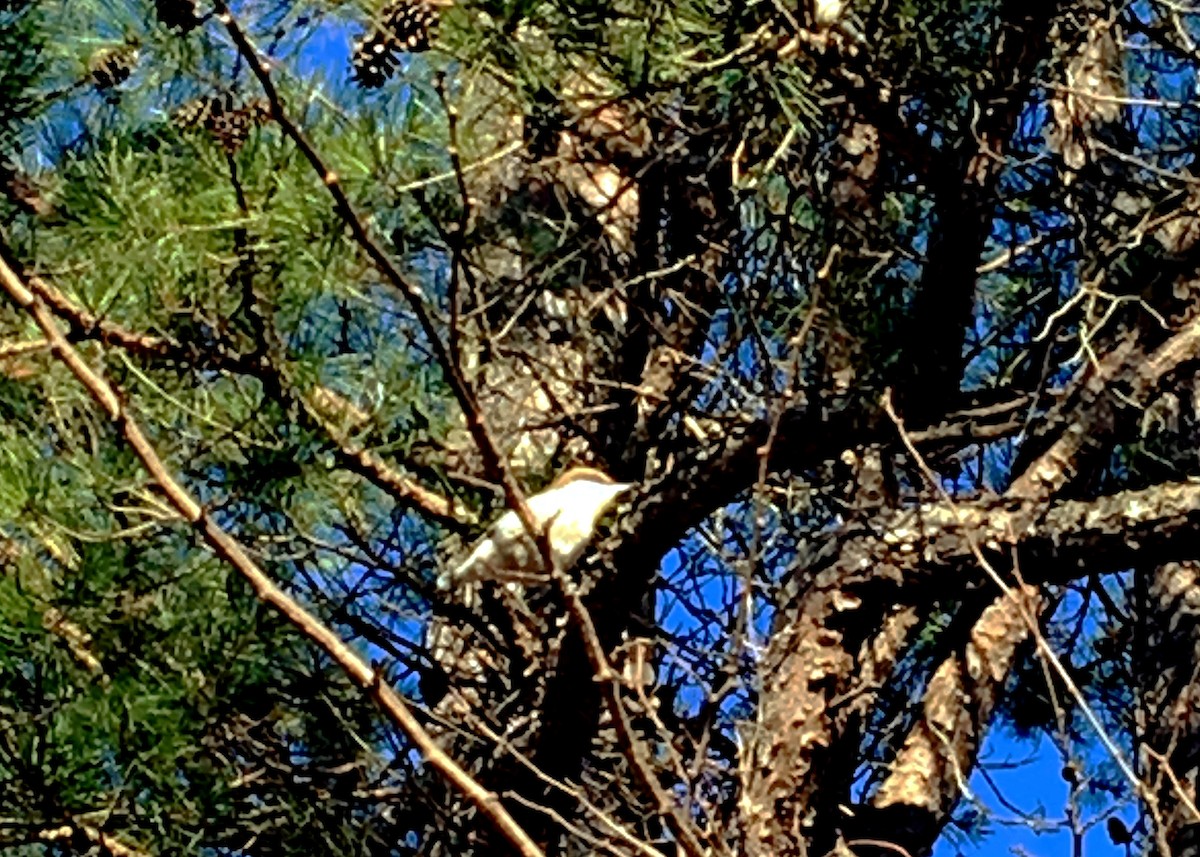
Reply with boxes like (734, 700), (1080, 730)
(351, 1), (439, 88)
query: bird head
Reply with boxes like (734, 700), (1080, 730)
(547, 465), (630, 490)
(545, 466), (634, 521)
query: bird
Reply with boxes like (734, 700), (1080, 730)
(438, 466), (634, 590)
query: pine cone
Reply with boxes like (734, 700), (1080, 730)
(379, 0), (438, 50)
(352, 33), (403, 89)
(155, 0), (202, 33)
(88, 45), (138, 90)
(351, 0), (439, 88)
(207, 100), (270, 154)
(172, 93), (229, 130)
(172, 94), (271, 154)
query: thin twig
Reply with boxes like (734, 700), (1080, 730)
(468, 720), (669, 857)
(556, 576), (715, 857)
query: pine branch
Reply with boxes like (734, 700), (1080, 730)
(0, 249), (546, 857)
(20, 269), (474, 528)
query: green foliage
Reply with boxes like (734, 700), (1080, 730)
(0, 2), (453, 851)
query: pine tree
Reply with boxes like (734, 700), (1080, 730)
(4, 1), (1200, 855)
